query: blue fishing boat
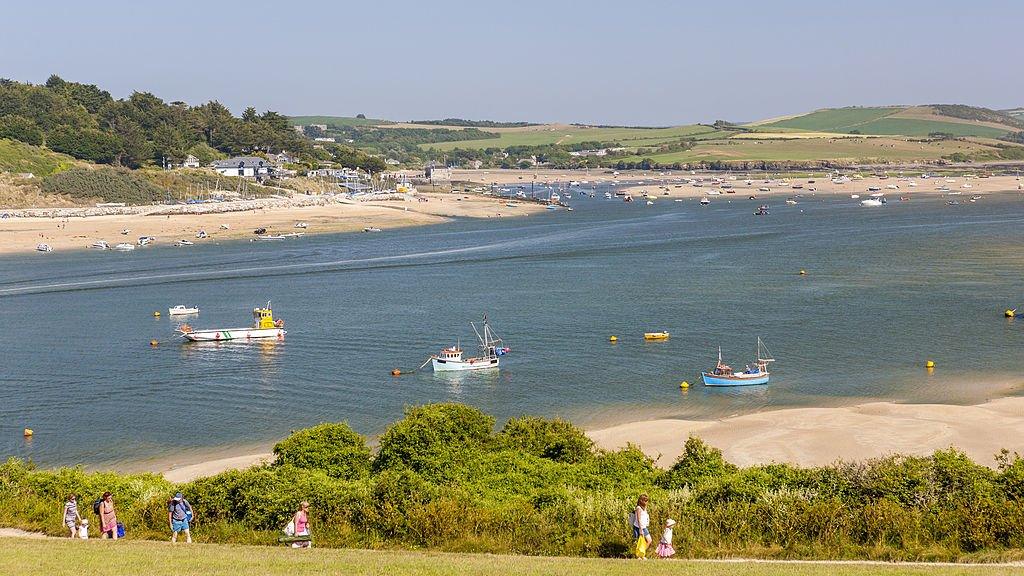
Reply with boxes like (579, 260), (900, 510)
(701, 338), (775, 387)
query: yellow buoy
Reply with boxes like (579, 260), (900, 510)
(799, 270), (807, 276)
(150, 339), (159, 347)
(153, 311), (161, 317)
(23, 428), (33, 437)
(609, 335), (618, 342)
(925, 360), (935, 368)
(1005, 309), (1016, 318)
(680, 381), (689, 389)
(391, 369), (402, 376)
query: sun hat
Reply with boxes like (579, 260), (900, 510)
(666, 518), (676, 527)
(174, 492), (183, 500)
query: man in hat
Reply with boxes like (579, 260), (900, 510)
(168, 492), (194, 543)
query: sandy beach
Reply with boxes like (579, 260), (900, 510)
(146, 397), (1024, 483)
(588, 396), (1024, 469)
(0, 191), (544, 256)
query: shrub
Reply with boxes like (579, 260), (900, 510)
(662, 436), (737, 488)
(46, 126), (120, 164)
(41, 166), (166, 204)
(498, 416), (594, 463)
(272, 422), (371, 480)
(0, 115), (44, 146)
(373, 403), (495, 477)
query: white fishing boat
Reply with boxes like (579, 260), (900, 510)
(36, 243), (52, 252)
(90, 240), (109, 250)
(177, 302), (285, 342)
(431, 316), (509, 372)
(114, 242), (135, 251)
(168, 305), (200, 315)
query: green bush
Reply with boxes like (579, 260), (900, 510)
(662, 436), (737, 489)
(373, 403), (495, 477)
(498, 416), (594, 463)
(0, 115), (44, 146)
(46, 126), (120, 164)
(272, 423), (371, 480)
(41, 166), (166, 204)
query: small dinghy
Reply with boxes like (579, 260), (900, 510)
(168, 305), (200, 316)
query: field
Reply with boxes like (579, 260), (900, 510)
(765, 107), (902, 132)
(423, 124), (714, 151)
(287, 115), (392, 128)
(611, 137), (998, 164)
(5, 538), (1020, 576)
(765, 107), (1014, 138)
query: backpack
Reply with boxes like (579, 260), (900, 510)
(93, 498), (103, 515)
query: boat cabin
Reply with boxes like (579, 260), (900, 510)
(436, 347), (463, 362)
(253, 306), (283, 329)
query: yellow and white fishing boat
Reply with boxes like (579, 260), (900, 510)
(177, 302), (286, 342)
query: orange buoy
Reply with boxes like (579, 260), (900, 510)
(23, 428), (33, 437)
(150, 339), (159, 347)
(391, 369), (402, 376)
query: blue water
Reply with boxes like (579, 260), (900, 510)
(3, 187), (1024, 468)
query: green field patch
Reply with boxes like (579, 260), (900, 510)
(769, 107), (903, 132)
(288, 115), (391, 128)
(837, 118), (1010, 138)
(424, 125), (710, 151)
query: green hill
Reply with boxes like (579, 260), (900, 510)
(288, 115), (391, 128)
(763, 105), (1019, 138)
(0, 138), (79, 177)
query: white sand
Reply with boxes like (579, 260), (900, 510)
(587, 397), (1024, 469)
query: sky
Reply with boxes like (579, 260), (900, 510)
(3, 0), (1022, 125)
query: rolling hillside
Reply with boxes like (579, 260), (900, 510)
(762, 105), (1021, 138)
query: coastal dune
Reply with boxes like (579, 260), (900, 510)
(587, 397), (1024, 469)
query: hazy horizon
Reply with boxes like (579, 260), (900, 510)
(4, 0), (1022, 125)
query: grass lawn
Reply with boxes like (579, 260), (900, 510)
(834, 118), (1010, 138)
(287, 115), (392, 128)
(5, 538), (1021, 576)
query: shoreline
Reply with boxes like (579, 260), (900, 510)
(131, 396), (1024, 483)
(0, 191), (545, 256)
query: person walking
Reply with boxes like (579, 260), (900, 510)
(62, 494), (82, 538)
(168, 492), (194, 543)
(98, 492), (118, 540)
(631, 494), (652, 558)
(656, 518), (676, 558)
(291, 501), (311, 548)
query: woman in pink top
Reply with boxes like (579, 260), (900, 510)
(291, 501), (311, 548)
(99, 492), (118, 540)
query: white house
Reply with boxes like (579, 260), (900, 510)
(182, 154), (201, 168)
(211, 157), (274, 178)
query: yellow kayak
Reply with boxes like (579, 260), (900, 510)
(644, 331), (670, 340)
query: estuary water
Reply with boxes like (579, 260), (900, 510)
(3, 187), (1024, 468)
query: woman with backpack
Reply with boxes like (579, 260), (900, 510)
(97, 492), (118, 540)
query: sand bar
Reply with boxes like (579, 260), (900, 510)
(587, 396), (1024, 469)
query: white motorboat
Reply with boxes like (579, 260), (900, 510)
(177, 302), (285, 342)
(168, 305), (200, 315)
(431, 316), (508, 372)
(90, 240), (109, 250)
(258, 234), (287, 240)
(137, 236), (155, 246)
(195, 230), (208, 239)
(294, 222), (308, 229)
(860, 198), (883, 207)
(363, 227), (382, 233)
(36, 243), (52, 252)
(174, 240), (194, 247)
(114, 242), (135, 251)
(699, 197), (710, 205)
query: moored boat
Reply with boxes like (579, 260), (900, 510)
(36, 243), (52, 252)
(644, 331), (670, 340)
(90, 240), (109, 250)
(114, 242), (135, 251)
(702, 338), (775, 387)
(168, 305), (200, 315)
(431, 316), (508, 372)
(177, 302), (286, 342)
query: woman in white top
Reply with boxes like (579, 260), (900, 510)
(631, 493), (652, 548)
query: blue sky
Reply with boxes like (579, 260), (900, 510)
(3, 0), (1022, 125)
